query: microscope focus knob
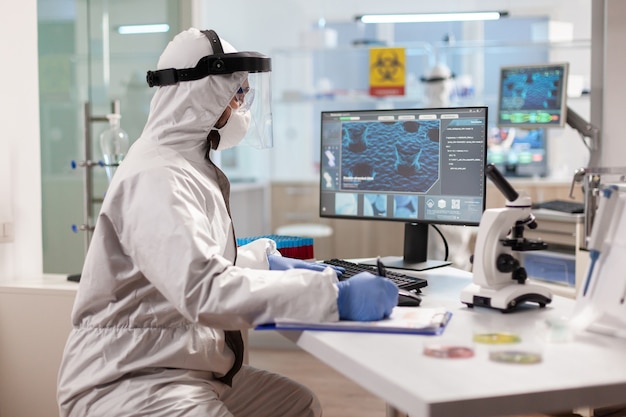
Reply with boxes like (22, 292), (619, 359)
(512, 267), (528, 284)
(496, 253), (519, 273)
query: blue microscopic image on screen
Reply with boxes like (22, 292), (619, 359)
(501, 70), (563, 112)
(393, 195), (418, 219)
(335, 193), (358, 215)
(364, 194), (387, 217)
(340, 120), (440, 194)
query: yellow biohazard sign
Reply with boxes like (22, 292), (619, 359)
(369, 47), (406, 96)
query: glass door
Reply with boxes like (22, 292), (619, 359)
(38, 0), (186, 273)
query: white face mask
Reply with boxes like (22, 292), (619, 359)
(211, 106), (251, 151)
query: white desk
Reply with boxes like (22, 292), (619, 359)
(278, 266), (626, 417)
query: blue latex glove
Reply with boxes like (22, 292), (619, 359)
(268, 254), (345, 278)
(336, 272), (398, 321)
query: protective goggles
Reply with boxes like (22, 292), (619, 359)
(234, 85), (254, 113)
(146, 30), (274, 149)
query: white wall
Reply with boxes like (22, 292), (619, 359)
(596, 0), (626, 167)
(0, 0), (42, 279)
(198, 0), (591, 54)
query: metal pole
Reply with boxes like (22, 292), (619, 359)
(111, 99), (120, 115)
(80, 100), (120, 254)
(82, 102), (93, 253)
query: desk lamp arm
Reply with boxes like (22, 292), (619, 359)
(567, 106), (600, 152)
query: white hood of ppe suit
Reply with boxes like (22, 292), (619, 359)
(143, 28), (245, 162)
(56, 28), (340, 417)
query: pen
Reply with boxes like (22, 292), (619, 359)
(376, 256), (387, 277)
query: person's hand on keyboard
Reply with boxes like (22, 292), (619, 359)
(336, 272), (398, 321)
(268, 254), (345, 278)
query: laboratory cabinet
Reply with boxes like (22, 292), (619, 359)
(0, 277), (76, 417)
(0, 278), (251, 417)
(271, 180), (586, 288)
(271, 181), (460, 266)
(270, 182), (404, 261)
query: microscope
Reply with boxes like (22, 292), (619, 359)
(461, 164), (553, 312)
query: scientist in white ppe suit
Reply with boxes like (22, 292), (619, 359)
(57, 28), (398, 417)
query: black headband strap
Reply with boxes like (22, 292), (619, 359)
(420, 73), (456, 83)
(201, 30), (224, 54)
(146, 29), (271, 87)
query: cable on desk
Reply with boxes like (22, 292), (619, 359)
(430, 224), (449, 262)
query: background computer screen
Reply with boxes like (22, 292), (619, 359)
(487, 126), (548, 178)
(319, 107), (487, 271)
(497, 63), (569, 128)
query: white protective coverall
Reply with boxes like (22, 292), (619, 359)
(57, 28), (339, 417)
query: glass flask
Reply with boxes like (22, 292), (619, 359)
(99, 113), (129, 181)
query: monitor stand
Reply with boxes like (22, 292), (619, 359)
(361, 222), (451, 272)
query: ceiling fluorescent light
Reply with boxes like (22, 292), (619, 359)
(356, 11), (508, 24)
(117, 24), (170, 35)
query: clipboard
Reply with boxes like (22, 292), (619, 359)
(256, 307), (452, 336)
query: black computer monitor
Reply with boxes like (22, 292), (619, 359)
(319, 107), (487, 271)
(497, 63), (569, 129)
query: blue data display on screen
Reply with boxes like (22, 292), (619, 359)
(497, 63), (569, 128)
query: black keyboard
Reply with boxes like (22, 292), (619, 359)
(323, 258), (427, 292)
(534, 199), (585, 214)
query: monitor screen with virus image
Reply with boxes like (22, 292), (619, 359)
(319, 107), (487, 271)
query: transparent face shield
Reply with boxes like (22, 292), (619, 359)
(232, 71), (273, 149)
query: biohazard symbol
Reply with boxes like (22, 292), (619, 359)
(370, 49), (404, 83)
